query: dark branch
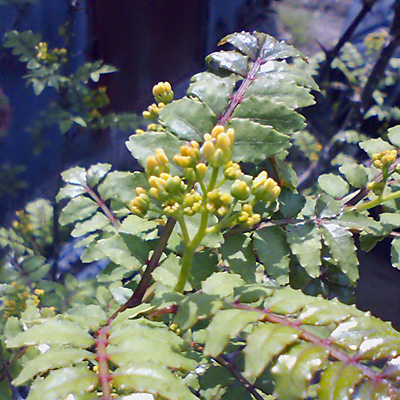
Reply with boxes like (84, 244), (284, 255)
(318, 0), (379, 83)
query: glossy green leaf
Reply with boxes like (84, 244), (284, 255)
(202, 272), (244, 298)
(206, 51), (249, 76)
(227, 118), (291, 163)
(26, 366), (97, 400)
(339, 162), (368, 188)
(233, 284), (276, 304)
(259, 35), (306, 62)
(278, 189), (306, 218)
(232, 96), (306, 134)
(111, 303), (154, 326)
(59, 196), (98, 226)
(95, 234), (144, 269)
(220, 235), (256, 282)
(388, 125), (400, 147)
(219, 32), (259, 59)
(98, 171), (147, 203)
(392, 237), (400, 270)
(204, 309), (263, 356)
(66, 305), (108, 331)
(56, 184), (86, 201)
(61, 166), (87, 186)
(315, 194), (342, 219)
(126, 132), (181, 169)
(174, 293), (224, 330)
(114, 363), (198, 400)
(272, 343), (329, 400)
(6, 319), (94, 348)
(245, 78), (315, 109)
(318, 173), (350, 199)
(158, 97), (216, 141)
(321, 223), (359, 283)
(287, 222), (321, 278)
(109, 319), (183, 349)
(187, 72), (236, 117)
(108, 339), (196, 371)
(13, 348), (94, 386)
(86, 163), (112, 187)
(317, 363), (363, 400)
(153, 255), (192, 291)
(254, 226), (290, 284)
(359, 138), (394, 157)
(244, 323), (299, 380)
(71, 212), (110, 237)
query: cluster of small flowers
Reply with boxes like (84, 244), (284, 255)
(130, 124), (281, 228)
(372, 149), (397, 170)
(35, 42), (67, 64)
(137, 82), (174, 135)
(1, 282), (42, 320)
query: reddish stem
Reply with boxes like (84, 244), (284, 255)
(85, 185), (121, 230)
(233, 303), (400, 392)
(96, 326), (112, 400)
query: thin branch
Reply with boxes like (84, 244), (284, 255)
(0, 348), (27, 383)
(318, 0), (379, 83)
(214, 354), (265, 400)
(192, 343), (264, 400)
(108, 217), (176, 321)
(85, 185), (121, 230)
(218, 37), (276, 126)
(360, 0), (400, 112)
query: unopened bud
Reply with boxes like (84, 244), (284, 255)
(231, 180), (250, 200)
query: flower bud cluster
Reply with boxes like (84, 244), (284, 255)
(207, 189), (233, 217)
(143, 102), (165, 120)
(224, 161), (242, 180)
(35, 42), (67, 64)
(146, 148), (170, 176)
(237, 204), (261, 227)
(251, 171), (281, 203)
(153, 82), (174, 104)
(202, 125), (234, 168)
(130, 124), (281, 230)
(183, 190), (202, 216)
(173, 141), (201, 168)
(1, 282), (41, 320)
(372, 149), (397, 169)
(129, 187), (150, 217)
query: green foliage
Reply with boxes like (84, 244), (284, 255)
(2, 31), (400, 400)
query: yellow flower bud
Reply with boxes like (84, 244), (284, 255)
(136, 187), (147, 196)
(197, 163), (207, 178)
(216, 132), (231, 150)
(224, 161), (242, 180)
(155, 148), (168, 166)
(202, 140), (215, 162)
(146, 156), (158, 173)
(212, 148), (227, 167)
(211, 125), (225, 139)
(149, 176), (167, 191)
(231, 180), (250, 200)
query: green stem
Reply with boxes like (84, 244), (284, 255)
(194, 168), (208, 195)
(174, 209), (209, 292)
(207, 167), (219, 193)
(207, 199), (239, 233)
(177, 216), (190, 245)
(353, 190), (400, 211)
(174, 167), (220, 292)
